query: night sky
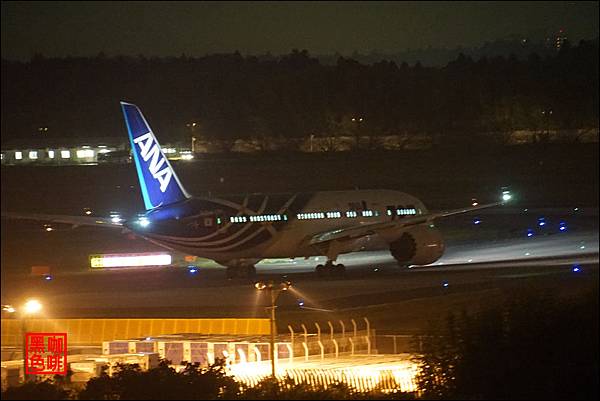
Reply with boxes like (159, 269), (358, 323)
(1, 1), (599, 60)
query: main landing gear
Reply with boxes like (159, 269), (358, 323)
(225, 265), (256, 279)
(315, 260), (345, 276)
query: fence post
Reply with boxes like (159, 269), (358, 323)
(253, 345), (261, 362)
(363, 317), (370, 336)
(301, 324), (308, 360)
(327, 321), (334, 341)
(301, 324), (308, 343)
(332, 339), (339, 358)
(363, 317), (371, 355)
(349, 337), (355, 356)
(351, 319), (357, 339)
(288, 325), (294, 358)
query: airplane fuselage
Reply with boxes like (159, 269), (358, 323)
(128, 189), (427, 264)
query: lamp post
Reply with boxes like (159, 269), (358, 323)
(351, 117), (364, 150)
(541, 109), (553, 141)
(20, 299), (43, 382)
(187, 122), (198, 153)
(254, 280), (291, 380)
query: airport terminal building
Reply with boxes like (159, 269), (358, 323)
(0, 137), (193, 165)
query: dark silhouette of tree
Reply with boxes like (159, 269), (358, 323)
(1, 379), (72, 400)
(78, 359), (239, 400)
(414, 291), (598, 400)
(1, 40), (598, 149)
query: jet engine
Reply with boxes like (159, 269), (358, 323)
(389, 225), (444, 266)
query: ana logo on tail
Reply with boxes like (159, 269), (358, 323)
(133, 132), (172, 192)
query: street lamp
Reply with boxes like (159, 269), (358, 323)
(351, 117), (364, 150)
(186, 122), (198, 153)
(23, 300), (42, 314)
(19, 299), (43, 382)
(254, 280), (291, 379)
(542, 109), (553, 140)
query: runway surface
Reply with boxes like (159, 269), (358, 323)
(255, 230), (598, 273)
(1, 232), (597, 311)
(1, 207), (598, 334)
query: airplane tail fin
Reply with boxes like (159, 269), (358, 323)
(120, 101), (190, 210)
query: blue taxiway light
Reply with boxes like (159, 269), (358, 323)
(572, 265), (581, 273)
(473, 218), (481, 225)
(527, 229), (534, 237)
(442, 281), (449, 288)
(44, 275), (53, 281)
(188, 267), (198, 274)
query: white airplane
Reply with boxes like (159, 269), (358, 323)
(3, 102), (511, 278)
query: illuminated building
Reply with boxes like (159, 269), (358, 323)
(0, 137), (190, 166)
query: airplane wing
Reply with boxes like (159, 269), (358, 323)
(1, 212), (127, 229)
(307, 201), (504, 246)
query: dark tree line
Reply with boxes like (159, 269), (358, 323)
(1, 40), (598, 148)
(415, 290), (598, 400)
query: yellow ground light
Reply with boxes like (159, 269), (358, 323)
(229, 354), (419, 393)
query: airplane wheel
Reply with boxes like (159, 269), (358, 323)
(316, 264), (325, 275)
(334, 264), (346, 275)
